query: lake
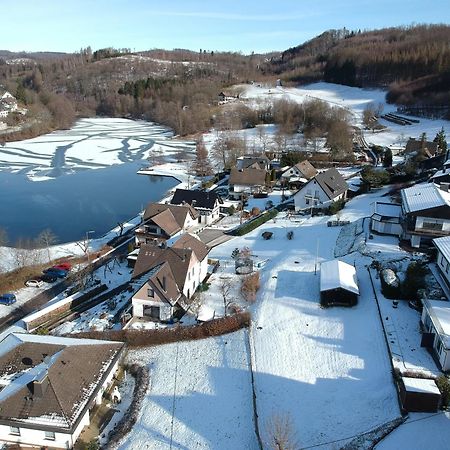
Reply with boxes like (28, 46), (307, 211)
(0, 118), (193, 244)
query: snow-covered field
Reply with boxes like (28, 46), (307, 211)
(0, 118), (195, 181)
(118, 330), (258, 450)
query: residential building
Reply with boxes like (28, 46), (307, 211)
(132, 233), (210, 320)
(236, 155), (270, 171)
(135, 202), (199, 245)
(371, 202), (402, 236)
(293, 168), (348, 211)
(421, 299), (450, 371)
(0, 333), (124, 449)
(433, 235), (450, 290)
(405, 137), (439, 157)
(281, 160), (318, 182)
(170, 189), (221, 225)
(228, 167), (267, 200)
(400, 183), (450, 248)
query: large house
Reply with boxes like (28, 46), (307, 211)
(135, 202), (199, 245)
(421, 299), (450, 371)
(293, 168), (348, 211)
(0, 333), (124, 449)
(405, 137), (439, 157)
(228, 167), (268, 200)
(132, 233), (210, 320)
(0, 90), (18, 118)
(170, 189), (221, 225)
(400, 183), (450, 248)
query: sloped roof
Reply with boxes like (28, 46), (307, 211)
(171, 189), (220, 210)
(132, 245), (193, 291)
(401, 183), (450, 213)
(320, 260), (359, 295)
(229, 168), (267, 187)
(433, 236), (450, 262)
(314, 168), (348, 200)
(294, 160), (318, 180)
(373, 202), (402, 219)
(0, 333), (123, 430)
(150, 208), (182, 236)
(237, 155), (269, 170)
(143, 202), (198, 224)
(406, 138), (439, 154)
(171, 233), (210, 261)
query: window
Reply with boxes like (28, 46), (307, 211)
(44, 430), (55, 441)
(422, 220), (443, 231)
(306, 199), (310, 205)
(10, 426), (20, 436)
(446, 262), (450, 274)
(147, 288), (154, 298)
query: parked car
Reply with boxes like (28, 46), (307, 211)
(40, 274), (58, 283)
(43, 267), (68, 278)
(25, 279), (45, 288)
(0, 293), (17, 305)
(53, 263), (72, 271)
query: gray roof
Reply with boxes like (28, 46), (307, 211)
(314, 168), (348, 200)
(401, 183), (450, 213)
(433, 236), (450, 262)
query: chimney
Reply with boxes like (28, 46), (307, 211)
(28, 371), (49, 398)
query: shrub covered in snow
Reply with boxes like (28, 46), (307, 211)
(380, 268), (402, 299)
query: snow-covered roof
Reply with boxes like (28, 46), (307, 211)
(423, 299), (450, 348)
(402, 377), (440, 395)
(373, 202), (402, 218)
(433, 236), (450, 262)
(431, 168), (450, 180)
(401, 183), (450, 213)
(320, 260), (359, 295)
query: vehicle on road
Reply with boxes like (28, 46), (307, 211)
(0, 293), (17, 305)
(43, 268), (68, 278)
(53, 263), (72, 271)
(40, 274), (58, 283)
(25, 279), (45, 288)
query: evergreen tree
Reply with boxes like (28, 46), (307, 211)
(383, 148), (393, 167)
(434, 127), (447, 153)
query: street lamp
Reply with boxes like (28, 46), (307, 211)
(86, 230), (95, 264)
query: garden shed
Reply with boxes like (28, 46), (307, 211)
(320, 260), (359, 306)
(399, 377), (441, 412)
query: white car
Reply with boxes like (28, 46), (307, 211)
(25, 279), (45, 288)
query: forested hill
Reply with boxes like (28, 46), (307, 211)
(267, 24), (450, 106)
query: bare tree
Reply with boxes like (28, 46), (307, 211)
(36, 229), (58, 262)
(265, 413), (299, 450)
(192, 137), (214, 178)
(12, 238), (40, 269)
(219, 277), (233, 316)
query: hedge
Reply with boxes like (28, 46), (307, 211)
(232, 209), (278, 236)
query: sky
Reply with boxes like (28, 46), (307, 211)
(3, 0), (450, 54)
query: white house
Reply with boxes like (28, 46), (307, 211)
(371, 202), (402, 236)
(294, 168), (348, 211)
(421, 299), (450, 371)
(132, 233), (210, 320)
(228, 167), (267, 200)
(401, 183), (450, 248)
(433, 236), (450, 290)
(280, 160), (318, 187)
(170, 189), (221, 225)
(0, 333), (124, 449)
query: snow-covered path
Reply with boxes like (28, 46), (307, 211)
(119, 330), (259, 450)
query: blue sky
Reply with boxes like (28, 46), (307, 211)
(3, 0), (450, 54)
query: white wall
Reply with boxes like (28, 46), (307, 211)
(294, 180), (340, 211)
(437, 249), (450, 287)
(415, 216), (450, 233)
(371, 218), (402, 236)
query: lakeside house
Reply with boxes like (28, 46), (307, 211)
(293, 168), (348, 211)
(170, 189), (221, 225)
(421, 299), (450, 372)
(400, 183), (450, 248)
(135, 202), (199, 246)
(0, 333), (124, 449)
(131, 233), (210, 321)
(371, 202), (402, 236)
(228, 167), (268, 200)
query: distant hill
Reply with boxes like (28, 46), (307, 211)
(267, 24), (450, 108)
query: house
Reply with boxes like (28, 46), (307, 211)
(433, 235), (450, 290)
(135, 202), (199, 245)
(400, 183), (450, 248)
(421, 299), (450, 371)
(132, 233), (210, 320)
(371, 202), (402, 236)
(170, 189), (221, 225)
(293, 168), (348, 211)
(320, 259), (359, 306)
(280, 160), (318, 190)
(405, 137), (439, 157)
(217, 91), (239, 104)
(0, 333), (124, 449)
(236, 155), (270, 171)
(228, 167), (268, 200)
(0, 91), (18, 118)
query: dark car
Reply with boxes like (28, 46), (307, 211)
(40, 274), (58, 283)
(43, 267), (68, 278)
(0, 293), (17, 305)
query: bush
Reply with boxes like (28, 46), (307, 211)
(436, 375), (450, 407)
(328, 198), (345, 215)
(402, 261), (427, 300)
(241, 272), (260, 303)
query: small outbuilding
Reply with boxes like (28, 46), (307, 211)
(371, 202), (402, 236)
(399, 376), (441, 412)
(320, 260), (359, 307)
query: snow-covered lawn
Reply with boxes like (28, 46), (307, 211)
(206, 188), (402, 448)
(117, 330), (258, 450)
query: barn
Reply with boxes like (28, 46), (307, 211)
(320, 260), (359, 307)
